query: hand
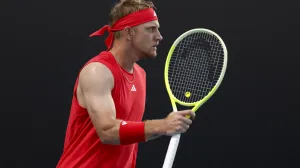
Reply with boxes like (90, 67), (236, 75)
(162, 110), (196, 136)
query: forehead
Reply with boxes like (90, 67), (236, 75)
(140, 20), (160, 28)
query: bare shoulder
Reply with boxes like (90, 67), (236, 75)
(78, 62), (114, 94)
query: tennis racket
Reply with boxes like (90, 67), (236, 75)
(162, 28), (228, 168)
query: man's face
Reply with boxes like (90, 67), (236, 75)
(131, 20), (163, 59)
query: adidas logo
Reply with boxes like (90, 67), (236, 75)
(131, 84), (136, 92)
(154, 12), (157, 16)
(121, 121), (127, 125)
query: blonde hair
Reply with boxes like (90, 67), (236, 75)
(109, 0), (155, 39)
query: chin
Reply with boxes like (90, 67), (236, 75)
(147, 51), (157, 58)
(141, 51), (157, 59)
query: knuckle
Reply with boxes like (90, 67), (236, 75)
(177, 121), (182, 125)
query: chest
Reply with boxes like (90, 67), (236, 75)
(112, 73), (146, 121)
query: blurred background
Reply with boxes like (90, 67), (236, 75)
(1, 0), (300, 167)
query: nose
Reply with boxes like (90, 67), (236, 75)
(157, 30), (163, 41)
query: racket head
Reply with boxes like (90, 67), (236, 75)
(164, 28), (228, 111)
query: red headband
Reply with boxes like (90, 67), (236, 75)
(89, 8), (158, 50)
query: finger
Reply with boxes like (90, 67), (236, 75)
(175, 126), (183, 134)
(181, 123), (190, 130)
(188, 111), (196, 119)
(179, 116), (192, 125)
(175, 126), (186, 134)
(179, 110), (196, 119)
(177, 110), (193, 116)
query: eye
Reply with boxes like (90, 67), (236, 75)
(147, 27), (156, 32)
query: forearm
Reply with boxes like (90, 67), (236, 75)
(144, 119), (166, 141)
(96, 119), (166, 145)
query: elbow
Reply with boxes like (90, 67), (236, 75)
(99, 132), (117, 145)
(96, 128), (118, 145)
(99, 133), (111, 144)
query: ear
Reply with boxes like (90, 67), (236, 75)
(123, 26), (134, 40)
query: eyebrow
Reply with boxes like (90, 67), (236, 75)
(147, 25), (160, 28)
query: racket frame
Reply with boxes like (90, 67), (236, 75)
(162, 28), (228, 168)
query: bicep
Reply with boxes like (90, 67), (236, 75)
(78, 63), (116, 131)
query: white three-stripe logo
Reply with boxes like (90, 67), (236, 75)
(131, 84), (136, 92)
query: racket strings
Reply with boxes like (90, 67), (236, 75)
(168, 32), (224, 103)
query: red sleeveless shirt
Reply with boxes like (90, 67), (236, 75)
(56, 51), (146, 168)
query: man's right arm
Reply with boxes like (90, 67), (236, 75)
(77, 62), (195, 145)
(77, 63), (163, 144)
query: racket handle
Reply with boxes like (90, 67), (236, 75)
(162, 133), (181, 168)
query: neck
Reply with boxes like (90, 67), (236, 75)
(109, 40), (139, 73)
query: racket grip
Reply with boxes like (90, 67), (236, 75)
(162, 133), (181, 168)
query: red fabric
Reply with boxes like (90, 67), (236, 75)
(90, 8), (158, 49)
(119, 121), (145, 145)
(56, 51), (147, 168)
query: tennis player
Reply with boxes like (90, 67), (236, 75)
(56, 0), (195, 167)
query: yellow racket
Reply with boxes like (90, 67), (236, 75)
(162, 28), (228, 168)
